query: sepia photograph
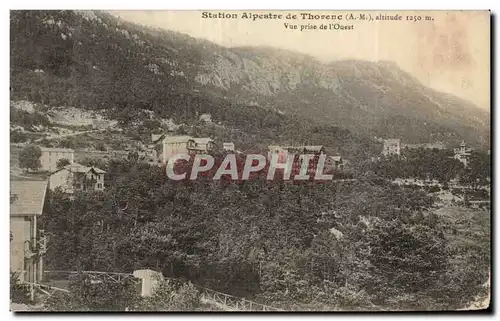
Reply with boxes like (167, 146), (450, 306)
(8, 8), (491, 312)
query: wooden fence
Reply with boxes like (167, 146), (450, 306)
(42, 270), (282, 311)
(197, 285), (282, 311)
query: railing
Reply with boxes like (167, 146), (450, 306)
(44, 270), (140, 285)
(45, 270), (132, 275)
(20, 280), (70, 296)
(197, 285), (282, 311)
(42, 270), (283, 311)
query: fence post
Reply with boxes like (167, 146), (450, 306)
(132, 269), (164, 297)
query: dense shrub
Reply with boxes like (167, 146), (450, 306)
(135, 280), (201, 311)
(44, 274), (140, 311)
(10, 272), (31, 304)
(40, 160), (490, 311)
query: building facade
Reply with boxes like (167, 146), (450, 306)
(223, 142), (235, 152)
(40, 147), (75, 172)
(153, 135), (215, 163)
(139, 148), (159, 165)
(382, 139), (401, 156)
(49, 163), (105, 193)
(10, 180), (48, 287)
(267, 145), (326, 177)
(326, 155), (344, 171)
(189, 138), (216, 155)
(199, 113), (212, 123)
(454, 141), (473, 167)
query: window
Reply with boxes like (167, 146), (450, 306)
(75, 183), (81, 189)
(97, 183), (102, 189)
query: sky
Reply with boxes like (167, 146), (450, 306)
(109, 10), (490, 111)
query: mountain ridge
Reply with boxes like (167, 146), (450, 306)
(10, 10), (490, 150)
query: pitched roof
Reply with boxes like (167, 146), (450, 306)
(162, 135), (194, 144)
(268, 145), (324, 153)
(10, 180), (48, 216)
(91, 167), (106, 174)
(65, 163), (106, 174)
(50, 163), (106, 175)
(151, 134), (165, 143)
(268, 145), (286, 151)
(40, 147), (75, 153)
(286, 145), (324, 153)
(302, 146), (324, 152)
(193, 137), (214, 145)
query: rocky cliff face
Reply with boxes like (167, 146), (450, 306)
(194, 44), (489, 146)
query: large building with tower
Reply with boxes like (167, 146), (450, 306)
(454, 141), (473, 167)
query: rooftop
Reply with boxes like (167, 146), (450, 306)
(10, 180), (48, 216)
(193, 137), (214, 145)
(162, 135), (194, 144)
(268, 145), (325, 153)
(286, 145), (325, 153)
(40, 147), (75, 153)
(151, 134), (165, 143)
(51, 162), (106, 175)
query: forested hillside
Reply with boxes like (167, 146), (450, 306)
(10, 10), (490, 152)
(40, 159), (490, 310)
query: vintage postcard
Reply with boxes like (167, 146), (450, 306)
(9, 10), (490, 312)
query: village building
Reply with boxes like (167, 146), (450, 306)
(267, 145), (326, 176)
(199, 113), (212, 123)
(291, 145), (325, 155)
(326, 155), (344, 171)
(144, 148), (157, 160)
(39, 147), (75, 172)
(392, 177), (442, 187)
(191, 138), (216, 154)
(131, 147), (159, 165)
(152, 134), (192, 162)
(142, 148), (159, 165)
(454, 141), (473, 167)
(267, 145), (326, 161)
(152, 134), (216, 163)
(10, 179), (48, 287)
(267, 145), (288, 163)
(48, 163), (105, 194)
(223, 142), (235, 152)
(382, 139), (401, 156)
(151, 134), (166, 144)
